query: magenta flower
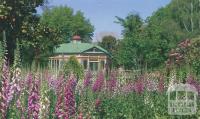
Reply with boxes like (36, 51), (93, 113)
(28, 76), (40, 119)
(157, 75), (165, 93)
(78, 112), (83, 119)
(68, 75), (77, 90)
(121, 77), (145, 94)
(7, 69), (21, 104)
(106, 72), (117, 92)
(55, 94), (64, 118)
(16, 99), (25, 119)
(0, 62), (10, 119)
(106, 79), (117, 91)
(48, 75), (57, 89)
(55, 77), (77, 119)
(48, 75), (63, 93)
(92, 71), (104, 92)
(55, 76), (66, 118)
(186, 75), (200, 95)
(134, 76), (144, 94)
(83, 70), (92, 88)
(63, 78), (76, 118)
(121, 82), (135, 93)
(95, 99), (101, 108)
(26, 73), (33, 93)
(6, 85), (13, 104)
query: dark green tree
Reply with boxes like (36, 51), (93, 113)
(63, 56), (84, 81)
(115, 13), (143, 37)
(98, 35), (117, 53)
(40, 6), (94, 43)
(0, 0), (46, 63)
(20, 15), (61, 66)
(114, 0), (200, 70)
(115, 13), (145, 69)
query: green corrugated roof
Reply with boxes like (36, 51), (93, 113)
(54, 42), (110, 55)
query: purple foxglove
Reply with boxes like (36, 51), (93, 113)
(28, 75), (40, 119)
(106, 71), (117, 92)
(134, 76), (144, 94)
(92, 71), (104, 92)
(63, 78), (76, 118)
(83, 70), (92, 88)
(0, 61), (10, 119)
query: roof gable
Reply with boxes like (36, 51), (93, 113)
(82, 46), (109, 54)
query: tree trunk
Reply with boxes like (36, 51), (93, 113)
(34, 47), (40, 69)
(199, 0), (200, 29)
(2, 30), (7, 57)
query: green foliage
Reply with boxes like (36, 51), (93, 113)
(145, 0), (200, 69)
(49, 89), (57, 119)
(0, 0), (46, 63)
(0, 40), (5, 69)
(114, 38), (138, 69)
(20, 15), (61, 66)
(166, 36), (200, 77)
(186, 37), (200, 76)
(98, 35), (117, 53)
(98, 35), (118, 68)
(115, 11), (180, 69)
(100, 93), (156, 119)
(19, 6), (94, 65)
(63, 56), (84, 80)
(0, 30), (7, 72)
(13, 39), (21, 69)
(41, 6), (94, 43)
(115, 13), (143, 37)
(0, 0), (45, 31)
(169, 0), (200, 35)
(114, 0), (200, 70)
(114, 14), (144, 69)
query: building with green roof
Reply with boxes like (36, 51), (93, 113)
(49, 35), (111, 72)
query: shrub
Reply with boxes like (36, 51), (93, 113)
(63, 56), (84, 80)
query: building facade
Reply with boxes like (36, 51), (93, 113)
(49, 35), (110, 73)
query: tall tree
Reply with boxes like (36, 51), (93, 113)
(98, 35), (117, 53)
(98, 35), (118, 68)
(115, 13), (143, 37)
(115, 13), (144, 69)
(20, 15), (61, 66)
(169, 0), (200, 35)
(0, 0), (46, 63)
(115, 0), (200, 70)
(145, 0), (200, 68)
(40, 6), (94, 43)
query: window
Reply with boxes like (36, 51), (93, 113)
(100, 61), (105, 70)
(83, 60), (88, 70)
(90, 62), (98, 71)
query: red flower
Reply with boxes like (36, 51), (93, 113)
(158, 75), (165, 93)
(78, 112), (83, 119)
(95, 99), (101, 108)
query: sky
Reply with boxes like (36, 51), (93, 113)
(42, 0), (171, 41)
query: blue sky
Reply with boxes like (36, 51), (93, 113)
(43, 0), (171, 40)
